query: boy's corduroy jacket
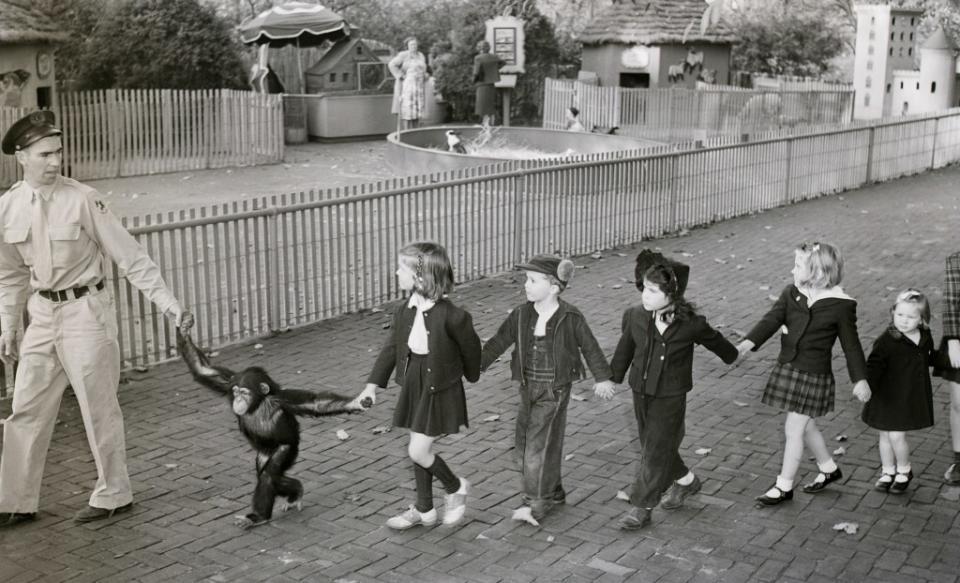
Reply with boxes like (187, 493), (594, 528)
(480, 299), (612, 385)
(367, 298), (481, 393)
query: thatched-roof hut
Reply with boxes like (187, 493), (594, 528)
(0, 0), (66, 108)
(577, 0), (736, 88)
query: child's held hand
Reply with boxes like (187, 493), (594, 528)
(852, 380), (871, 403)
(358, 383), (378, 407)
(593, 380), (616, 400)
(948, 339), (960, 369)
(736, 340), (755, 357)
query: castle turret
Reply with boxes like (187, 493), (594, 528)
(917, 27), (957, 113)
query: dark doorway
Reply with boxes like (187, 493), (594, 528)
(619, 73), (650, 88)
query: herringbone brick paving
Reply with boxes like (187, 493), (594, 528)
(1, 166), (959, 582)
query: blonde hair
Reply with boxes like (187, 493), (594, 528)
(794, 242), (843, 289)
(399, 241), (454, 300)
(890, 288), (931, 328)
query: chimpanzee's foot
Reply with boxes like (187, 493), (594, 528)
(235, 513), (270, 529)
(280, 499), (303, 512)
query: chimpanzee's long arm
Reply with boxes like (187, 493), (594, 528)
(280, 388), (358, 417)
(176, 328), (235, 395)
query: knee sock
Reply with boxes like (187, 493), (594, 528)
(775, 475), (794, 492)
(895, 464), (912, 482)
(676, 471), (695, 486)
(426, 455), (460, 494)
(881, 464), (896, 476)
(414, 463), (434, 512)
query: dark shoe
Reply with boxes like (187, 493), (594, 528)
(755, 485), (793, 506)
(0, 512), (36, 528)
(618, 507), (652, 530)
(661, 475), (702, 510)
(889, 470), (914, 495)
(74, 502), (133, 524)
(945, 463), (960, 485)
(552, 486), (566, 505)
(873, 473), (894, 492)
(802, 467), (843, 493)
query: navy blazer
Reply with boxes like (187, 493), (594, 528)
(745, 284), (867, 381)
(610, 305), (737, 396)
(366, 298), (481, 394)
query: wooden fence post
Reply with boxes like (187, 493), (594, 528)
(512, 169), (526, 265)
(669, 153), (680, 232)
(266, 205), (282, 332)
(784, 137), (794, 204)
(865, 126), (876, 184)
(930, 115), (940, 170)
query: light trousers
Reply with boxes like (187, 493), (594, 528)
(0, 290), (128, 512)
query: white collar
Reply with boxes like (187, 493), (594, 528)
(798, 285), (855, 306)
(407, 292), (435, 311)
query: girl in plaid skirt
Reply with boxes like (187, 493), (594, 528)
(737, 242), (872, 506)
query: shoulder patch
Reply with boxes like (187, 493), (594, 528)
(94, 198), (109, 214)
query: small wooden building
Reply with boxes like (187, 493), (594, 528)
(0, 0), (66, 108)
(577, 0), (736, 89)
(305, 37), (386, 93)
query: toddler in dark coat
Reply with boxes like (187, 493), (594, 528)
(862, 289), (935, 494)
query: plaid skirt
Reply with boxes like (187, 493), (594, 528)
(393, 353), (469, 437)
(761, 362), (836, 417)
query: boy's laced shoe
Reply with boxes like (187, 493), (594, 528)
(945, 463), (960, 485)
(385, 505), (437, 530)
(618, 506), (652, 530)
(661, 475), (702, 510)
(442, 478), (470, 526)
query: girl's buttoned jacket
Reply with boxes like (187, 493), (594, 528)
(745, 284), (867, 380)
(610, 305), (737, 396)
(367, 298), (481, 393)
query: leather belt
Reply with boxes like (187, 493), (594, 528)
(39, 280), (105, 302)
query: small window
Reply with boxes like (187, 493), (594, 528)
(890, 32), (895, 41)
(900, 81), (904, 89)
(911, 17), (915, 26)
(909, 32), (913, 41)
(900, 32), (905, 41)
(343, 72), (350, 83)
(892, 16), (897, 25)
(868, 45), (874, 55)
(932, 81), (937, 93)
(356, 46), (362, 55)
(867, 60), (873, 70)
(865, 76), (872, 88)
(870, 30), (875, 40)
(886, 83), (891, 94)
(871, 16), (876, 25)
(889, 47), (893, 56)
(916, 82), (920, 90)
(865, 94), (871, 107)
(329, 73), (336, 82)
(908, 47), (912, 56)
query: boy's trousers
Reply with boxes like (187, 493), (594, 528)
(629, 392), (688, 509)
(516, 381), (571, 514)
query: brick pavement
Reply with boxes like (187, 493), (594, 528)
(1, 166), (959, 582)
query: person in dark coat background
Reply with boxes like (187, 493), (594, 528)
(861, 289), (935, 495)
(473, 40), (503, 126)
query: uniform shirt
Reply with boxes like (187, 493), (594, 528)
(0, 175), (180, 331)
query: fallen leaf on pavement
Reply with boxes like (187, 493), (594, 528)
(695, 448), (712, 456)
(371, 426), (391, 435)
(616, 490), (630, 501)
(832, 522), (858, 534)
(833, 446), (845, 456)
(336, 429), (349, 441)
(483, 414), (501, 422)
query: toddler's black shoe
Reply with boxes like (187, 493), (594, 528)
(873, 473), (894, 492)
(889, 470), (913, 495)
(802, 467), (843, 493)
(755, 485), (793, 506)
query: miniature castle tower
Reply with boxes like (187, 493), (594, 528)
(852, 3), (923, 119)
(917, 27), (957, 113)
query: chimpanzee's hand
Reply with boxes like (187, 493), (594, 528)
(179, 310), (195, 332)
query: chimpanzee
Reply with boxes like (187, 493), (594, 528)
(176, 321), (370, 529)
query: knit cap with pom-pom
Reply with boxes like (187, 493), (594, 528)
(556, 258), (575, 287)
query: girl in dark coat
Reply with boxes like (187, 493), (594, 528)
(359, 242), (481, 530)
(737, 242), (872, 506)
(862, 289), (935, 494)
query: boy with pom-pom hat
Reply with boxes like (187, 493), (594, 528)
(481, 254), (614, 523)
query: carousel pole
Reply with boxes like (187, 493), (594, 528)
(297, 37), (305, 94)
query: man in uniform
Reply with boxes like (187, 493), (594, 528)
(0, 111), (188, 527)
